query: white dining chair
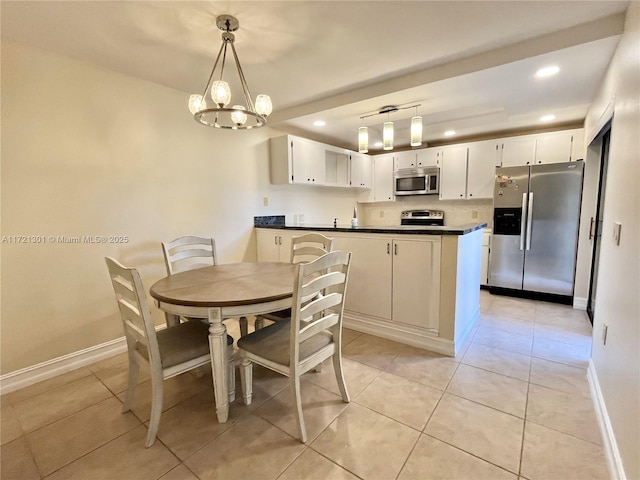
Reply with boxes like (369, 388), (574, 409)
(237, 250), (352, 443)
(162, 235), (249, 336)
(105, 256), (235, 447)
(254, 232), (334, 330)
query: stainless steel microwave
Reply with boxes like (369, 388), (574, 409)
(394, 167), (440, 196)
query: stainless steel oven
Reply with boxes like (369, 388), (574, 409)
(394, 167), (439, 196)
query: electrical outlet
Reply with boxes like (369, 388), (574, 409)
(613, 222), (622, 245)
(299, 214), (304, 223)
(379, 210), (385, 218)
(602, 324), (608, 345)
(263, 197), (269, 207)
(472, 210), (479, 219)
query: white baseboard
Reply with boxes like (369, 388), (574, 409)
(0, 337), (127, 396)
(573, 296), (588, 310)
(344, 312), (455, 356)
(588, 360), (627, 480)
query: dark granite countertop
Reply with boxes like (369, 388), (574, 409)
(254, 222), (487, 236)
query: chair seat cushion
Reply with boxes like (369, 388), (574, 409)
(237, 319), (332, 366)
(139, 321), (232, 369)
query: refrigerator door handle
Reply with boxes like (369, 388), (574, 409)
(526, 192), (534, 250)
(520, 193), (527, 250)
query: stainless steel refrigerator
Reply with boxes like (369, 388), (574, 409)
(489, 162), (584, 300)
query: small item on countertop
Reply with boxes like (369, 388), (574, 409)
(334, 218), (337, 228)
(351, 205), (358, 227)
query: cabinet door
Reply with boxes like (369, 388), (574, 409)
(439, 146), (468, 200)
(256, 230), (281, 262)
(416, 148), (441, 167)
(467, 140), (499, 199)
(534, 132), (572, 164)
(500, 137), (536, 166)
(350, 153), (372, 188)
(392, 239), (440, 330)
(325, 150), (349, 186)
(291, 137), (325, 184)
(332, 235), (392, 320)
(373, 154), (394, 201)
(394, 151), (416, 170)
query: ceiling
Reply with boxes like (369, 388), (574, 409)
(1, 1), (629, 152)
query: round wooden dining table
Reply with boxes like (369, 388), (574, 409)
(149, 262), (296, 423)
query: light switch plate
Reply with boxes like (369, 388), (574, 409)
(613, 222), (622, 245)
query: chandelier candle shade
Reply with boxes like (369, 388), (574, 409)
(189, 15), (272, 129)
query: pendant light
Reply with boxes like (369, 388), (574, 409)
(410, 106), (423, 147)
(358, 126), (369, 153)
(189, 15), (272, 129)
(383, 111), (394, 151)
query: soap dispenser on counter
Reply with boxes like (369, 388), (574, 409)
(351, 204), (358, 228)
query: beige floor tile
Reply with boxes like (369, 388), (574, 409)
(356, 371), (442, 430)
(481, 314), (535, 333)
(239, 365), (290, 410)
(255, 380), (349, 443)
(534, 323), (593, 348)
(92, 356), (151, 395)
(278, 448), (359, 480)
(87, 352), (129, 373)
(486, 296), (537, 320)
(447, 364), (529, 417)
(521, 421), (609, 480)
(0, 437), (41, 480)
(531, 337), (591, 368)
(26, 397), (140, 476)
(526, 384), (602, 445)
(480, 290), (494, 313)
(302, 357), (380, 399)
(398, 434), (518, 480)
(184, 415), (305, 480)
(12, 375), (112, 433)
(311, 403), (420, 480)
(341, 327), (363, 347)
(385, 346), (459, 391)
(116, 371), (210, 422)
(1, 401), (24, 445)
(462, 343), (531, 381)
(45, 425), (178, 480)
(529, 357), (590, 395)
(157, 388), (247, 460)
(534, 302), (590, 326)
(342, 334), (405, 370)
(7, 367), (94, 405)
(158, 464), (200, 480)
(424, 393), (524, 473)
(472, 325), (533, 355)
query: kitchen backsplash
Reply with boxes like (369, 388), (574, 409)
(359, 198), (493, 228)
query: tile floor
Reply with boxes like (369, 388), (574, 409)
(1, 291), (610, 480)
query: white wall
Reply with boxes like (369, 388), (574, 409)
(582, 3), (639, 479)
(0, 42), (360, 374)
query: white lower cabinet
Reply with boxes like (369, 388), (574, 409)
(256, 229), (292, 262)
(481, 230), (491, 285)
(332, 234), (441, 331)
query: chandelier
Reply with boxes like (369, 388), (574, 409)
(188, 15), (272, 129)
(358, 104), (423, 153)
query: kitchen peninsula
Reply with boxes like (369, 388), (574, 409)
(255, 219), (486, 356)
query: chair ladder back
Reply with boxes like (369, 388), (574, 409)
(162, 236), (216, 275)
(290, 233), (334, 264)
(105, 257), (160, 361)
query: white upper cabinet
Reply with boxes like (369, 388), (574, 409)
(373, 154), (394, 201)
(500, 137), (536, 167)
(350, 153), (372, 188)
(467, 140), (500, 199)
(394, 151), (416, 170)
(416, 148), (441, 167)
(498, 128), (585, 167)
(270, 135), (366, 189)
(439, 146), (469, 200)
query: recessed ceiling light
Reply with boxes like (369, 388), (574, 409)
(536, 66), (560, 78)
(373, 141), (383, 148)
(444, 130), (456, 137)
(540, 114), (556, 122)
(313, 120), (326, 127)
